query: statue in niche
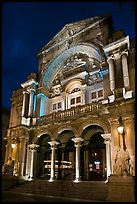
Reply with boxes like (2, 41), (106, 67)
(113, 146), (131, 176)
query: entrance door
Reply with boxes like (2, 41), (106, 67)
(88, 133), (106, 180)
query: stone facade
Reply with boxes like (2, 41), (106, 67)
(3, 14), (135, 197)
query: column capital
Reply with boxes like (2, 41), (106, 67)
(106, 55), (114, 62)
(101, 133), (111, 143)
(27, 86), (36, 93)
(108, 118), (119, 126)
(120, 49), (128, 57)
(29, 143), (39, 151)
(48, 141), (59, 148)
(23, 90), (29, 95)
(71, 137), (84, 146)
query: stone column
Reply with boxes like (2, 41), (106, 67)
(18, 138), (26, 177)
(48, 141), (59, 182)
(123, 116), (135, 176)
(101, 133), (111, 179)
(72, 137), (84, 182)
(28, 88), (35, 117)
(65, 94), (68, 109)
(22, 91), (28, 117)
(25, 143), (30, 180)
(13, 140), (19, 176)
(107, 56), (115, 92)
(28, 144), (39, 180)
(62, 96), (66, 110)
(121, 50), (130, 90)
(109, 119), (119, 174)
(82, 89), (86, 105)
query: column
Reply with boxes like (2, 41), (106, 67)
(72, 137), (84, 182)
(48, 141), (59, 182)
(28, 88), (35, 117)
(65, 94), (68, 109)
(101, 133), (111, 180)
(107, 56), (115, 92)
(121, 50), (130, 89)
(18, 138), (26, 177)
(82, 89), (86, 105)
(22, 91), (28, 117)
(108, 119), (119, 174)
(13, 139), (19, 176)
(62, 96), (66, 110)
(25, 142), (30, 179)
(28, 144), (39, 180)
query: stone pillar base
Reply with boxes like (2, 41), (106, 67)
(106, 175), (135, 202)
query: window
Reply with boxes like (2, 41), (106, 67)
(58, 102), (61, 109)
(70, 96), (81, 107)
(91, 89), (104, 102)
(71, 98), (75, 105)
(98, 90), (103, 97)
(91, 92), (96, 99)
(76, 96), (81, 103)
(52, 102), (62, 111)
(71, 88), (81, 93)
(53, 104), (56, 110)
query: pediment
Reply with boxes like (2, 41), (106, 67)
(37, 14), (111, 56)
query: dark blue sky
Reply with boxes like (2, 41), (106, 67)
(2, 2), (135, 110)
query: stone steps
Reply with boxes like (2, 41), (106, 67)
(9, 180), (108, 201)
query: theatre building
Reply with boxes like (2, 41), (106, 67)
(3, 14), (135, 201)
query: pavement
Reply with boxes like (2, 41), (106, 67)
(2, 191), (106, 202)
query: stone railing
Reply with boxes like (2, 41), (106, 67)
(36, 102), (102, 125)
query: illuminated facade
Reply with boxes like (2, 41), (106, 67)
(3, 14), (135, 201)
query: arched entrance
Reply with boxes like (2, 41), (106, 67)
(88, 132), (106, 180)
(81, 125), (106, 181)
(57, 130), (75, 180)
(36, 134), (51, 179)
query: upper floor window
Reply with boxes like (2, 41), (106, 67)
(70, 96), (81, 106)
(91, 89), (104, 102)
(70, 88), (81, 93)
(53, 102), (62, 111)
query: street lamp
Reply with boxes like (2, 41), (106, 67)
(11, 143), (16, 149)
(117, 117), (124, 134)
(117, 117), (126, 151)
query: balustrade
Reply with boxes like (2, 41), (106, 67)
(36, 102), (102, 125)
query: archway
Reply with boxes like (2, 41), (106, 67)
(81, 125), (106, 180)
(57, 130), (75, 180)
(88, 132), (106, 180)
(36, 134), (51, 179)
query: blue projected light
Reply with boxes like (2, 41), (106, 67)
(99, 68), (109, 77)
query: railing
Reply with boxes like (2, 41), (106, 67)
(36, 102), (102, 125)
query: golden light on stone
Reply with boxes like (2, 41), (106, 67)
(11, 143), (16, 149)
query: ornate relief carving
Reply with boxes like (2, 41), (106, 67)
(63, 53), (87, 72)
(50, 77), (62, 97)
(85, 71), (102, 85)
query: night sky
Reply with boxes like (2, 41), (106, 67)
(2, 2), (135, 110)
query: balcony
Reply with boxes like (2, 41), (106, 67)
(36, 102), (103, 126)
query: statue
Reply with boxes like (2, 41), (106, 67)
(113, 146), (131, 176)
